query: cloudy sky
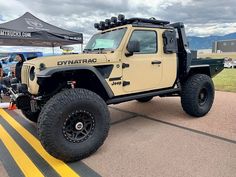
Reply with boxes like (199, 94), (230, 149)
(0, 0), (236, 53)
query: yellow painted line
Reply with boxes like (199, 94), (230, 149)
(0, 109), (80, 177)
(0, 125), (44, 177)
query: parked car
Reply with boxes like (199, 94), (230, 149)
(224, 61), (236, 68)
(0, 52), (43, 76)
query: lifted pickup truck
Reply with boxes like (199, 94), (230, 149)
(14, 15), (224, 162)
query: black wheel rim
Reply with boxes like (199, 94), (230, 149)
(62, 110), (95, 143)
(198, 88), (208, 106)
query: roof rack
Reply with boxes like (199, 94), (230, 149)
(94, 14), (170, 31)
(127, 18), (170, 25)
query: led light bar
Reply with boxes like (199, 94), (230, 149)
(94, 14), (170, 31)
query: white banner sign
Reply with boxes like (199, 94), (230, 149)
(0, 29), (31, 38)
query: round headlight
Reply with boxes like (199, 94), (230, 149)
(105, 19), (111, 28)
(94, 23), (99, 29)
(29, 66), (35, 81)
(118, 14), (125, 21)
(39, 63), (46, 71)
(111, 17), (117, 23)
(99, 21), (105, 30)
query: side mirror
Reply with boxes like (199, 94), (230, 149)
(126, 40), (140, 57)
(163, 30), (177, 54)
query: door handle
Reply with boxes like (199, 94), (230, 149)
(151, 60), (162, 65)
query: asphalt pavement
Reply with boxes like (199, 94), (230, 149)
(0, 91), (235, 177)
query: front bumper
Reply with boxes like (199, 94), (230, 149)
(12, 84), (39, 112)
(15, 94), (31, 110)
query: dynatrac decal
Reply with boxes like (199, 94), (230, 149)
(57, 59), (97, 65)
(0, 29), (31, 37)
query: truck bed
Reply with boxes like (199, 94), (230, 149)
(191, 58), (224, 77)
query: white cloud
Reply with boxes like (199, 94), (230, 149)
(0, 0), (235, 52)
(186, 23), (236, 37)
(0, 0), (31, 20)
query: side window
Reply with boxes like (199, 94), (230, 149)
(129, 30), (157, 54)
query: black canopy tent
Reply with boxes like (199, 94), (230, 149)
(0, 12), (83, 52)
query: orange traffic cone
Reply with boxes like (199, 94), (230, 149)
(8, 102), (17, 110)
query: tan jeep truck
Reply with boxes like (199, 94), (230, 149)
(14, 15), (224, 162)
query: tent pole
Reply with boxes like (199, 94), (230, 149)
(52, 43), (54, 55)
(81, 44), (83, 53)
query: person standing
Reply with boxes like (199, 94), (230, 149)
(0, 62), (4, 96)
(0, 62), (3, 80)
(0, 59), (11, 94)
(14, 54), (25, 82)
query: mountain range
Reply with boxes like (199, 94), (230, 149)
(187, 32), (236, 50)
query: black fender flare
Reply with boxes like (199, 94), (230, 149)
(37, 66), (114, 98)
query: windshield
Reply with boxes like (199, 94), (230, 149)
(84, 28), (126, 51)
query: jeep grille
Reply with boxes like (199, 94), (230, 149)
(21, 65), (31, 85)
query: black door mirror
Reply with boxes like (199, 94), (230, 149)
(126, 40), (140, 57)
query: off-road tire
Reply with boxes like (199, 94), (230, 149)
(136, 96), (153, 103)
(181, 74), (214, 117)
(21, 109), (39, 123)
(37, 88), (110, 162)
